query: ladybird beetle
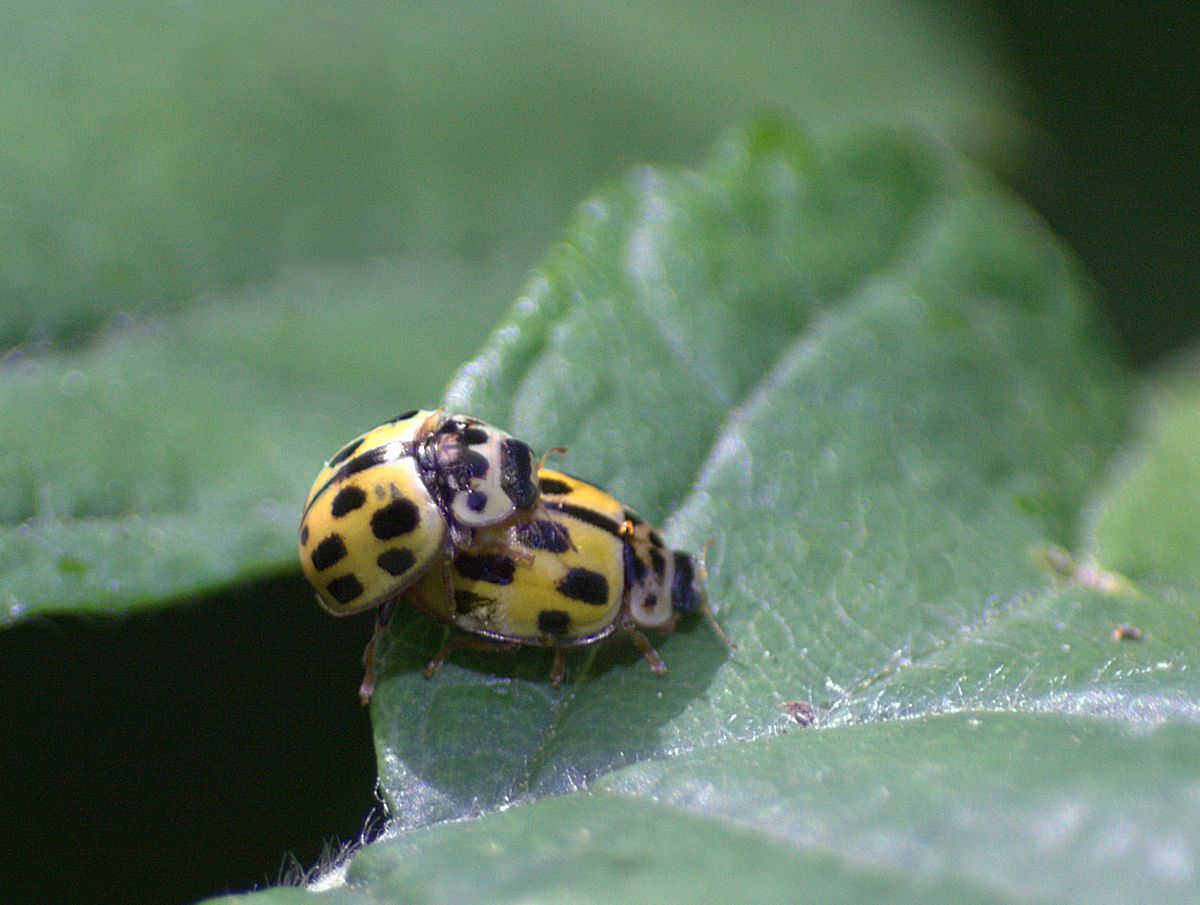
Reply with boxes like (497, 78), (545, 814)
(299, 410), (541, 694)
(402, 468), (734, 691)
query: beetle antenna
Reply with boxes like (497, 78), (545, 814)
(538, 446), (569, 470)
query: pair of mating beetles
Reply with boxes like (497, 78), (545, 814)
(299, 410), (730, 702)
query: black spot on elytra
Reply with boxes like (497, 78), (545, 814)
(303, 443), (405, 520)
(671, 552), (701, 614)
(649, 530), (665, 549)
(311, 535), (348, 571)
(500, 439), (537, 509)
(454, 587), (493, 615)
(548, 502), (622, 536)
(339, 445), (394, 481)
(644, 592), (659, 611)
(371, 499), (420, 539)
(557, 568), (609, 606)
(331, 485), (367, 518)
(299, 524), (309, 545)
(326, 574), (364, 604)
(466, 490), (488, 513)
(328, 437), (364, 468)
(515, 519), (570, 553)
(538, 476), (573, 496)
(455, 552), (516, 585)
(376, 548), (416, 576)
(649, 547), (666, 579)
(389, 409), (419, 423)
(537, 609), (571, 635)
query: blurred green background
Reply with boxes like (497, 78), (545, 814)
(1, 2), (1195, 903)
(0, 0), (1014, 351)
(1, 3), (1194, 366)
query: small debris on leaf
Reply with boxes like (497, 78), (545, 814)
(778, 700), (817, 727)
(1112, 623), (1144, 642)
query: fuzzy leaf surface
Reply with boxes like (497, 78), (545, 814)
(367, 119), (1131, 824)
(213, 119), (1200, 905)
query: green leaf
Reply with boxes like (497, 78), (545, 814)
(0, 257), (511, 622)
(1089, 372), (1200, 584)
(209, 118), (1200, 905)
(236, 788), (1014, 905)
(598, 714), (1200, 905)
(362, 115), (1130, 821)
(0, 0), (1017, 347)
(211, 716), (1200, 905)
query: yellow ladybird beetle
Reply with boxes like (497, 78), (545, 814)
(299, 410), (541, 697)
(401, 468), (734, 694)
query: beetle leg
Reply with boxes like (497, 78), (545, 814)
(359, 599), (398, 705)
(627, 627), (667, 677)
(423, 634), (521, 678)
(549, 648), (567, 688)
